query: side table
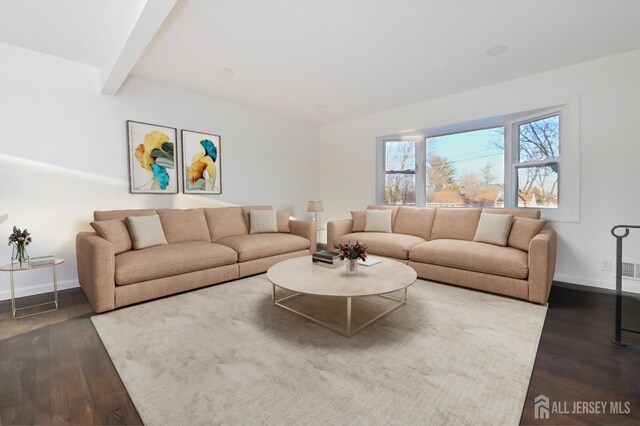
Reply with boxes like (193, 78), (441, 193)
(0, 258), (63, 319)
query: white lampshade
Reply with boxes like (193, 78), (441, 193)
(0, 213), (7, 224)
(307, 201), (324, 213)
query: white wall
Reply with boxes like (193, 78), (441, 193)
(0, 42), (319, 299)
(318, 49), (640, 293)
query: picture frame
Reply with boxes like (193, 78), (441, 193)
(181, 129), (222, 194)
(127, 120), (178, 194)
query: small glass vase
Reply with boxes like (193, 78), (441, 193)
(11, 243), (29, 267)
(346, 258), (358, 275)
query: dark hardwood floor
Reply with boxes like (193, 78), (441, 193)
(521, 283), (640, 425)
(0, 291), (142, 425)
(1, 283), (638, 425)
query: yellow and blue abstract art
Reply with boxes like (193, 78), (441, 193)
(181, 129), (222, 194)
(127, 120), (178, 194)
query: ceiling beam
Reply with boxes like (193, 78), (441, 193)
(100, 0), (178, 95)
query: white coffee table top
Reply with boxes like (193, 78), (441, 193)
(267, 256), (417, 297)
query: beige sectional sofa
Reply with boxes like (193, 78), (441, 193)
(76, 206), (316, 313)
(327, 206), (556, 304)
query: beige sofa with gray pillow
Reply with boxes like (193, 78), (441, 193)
(76, 206), (316, 313)
(327, 205), (556, 304)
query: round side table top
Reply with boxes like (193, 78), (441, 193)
(0, 258), (64, 272)
(267, 255), (417, 297)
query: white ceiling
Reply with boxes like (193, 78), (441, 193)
(2, 0), (640, 125)
(0, 0), (146, 70)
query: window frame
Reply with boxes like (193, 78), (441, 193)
(376, 98), (580, 222)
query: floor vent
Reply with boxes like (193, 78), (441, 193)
(622, 262), (640, 280)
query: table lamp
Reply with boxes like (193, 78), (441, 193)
(306, 201), (324, 223)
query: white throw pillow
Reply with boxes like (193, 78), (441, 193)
(249, 209), (278, 234)
(473, 213), (514, 246)
(364, 209), (393, 233)
(125, 215), (168, 250)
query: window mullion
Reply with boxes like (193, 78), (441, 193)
(415, 139), (426, 206)
(504, 124), (514, 208)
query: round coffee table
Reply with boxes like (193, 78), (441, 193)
(267, 256), (417, 336)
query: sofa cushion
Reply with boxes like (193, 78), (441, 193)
(473, 213), (513, 246)
(90, 219), (132, 255)
(508, 217), (547, 252)
(482, 208), (541, 219)
(409, 239), (528, 279)
(364, 209), (392, 233)
(125, 215), (168, 250)
(94, 209), (156, 221)
(338, 232), (425, 260)
(157, 209), (211, 243)
(393, 207), (437, 240)
(351, 211), (366, 232)
(216, 233), (310, 262)
(430, 208), (482, 241)
(249, 210), (278, 234)
(204, 207), (249, 242)
(115, 242), (237, 285)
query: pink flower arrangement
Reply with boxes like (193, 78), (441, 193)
(339, 241), (367, 261)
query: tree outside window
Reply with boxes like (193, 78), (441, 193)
(384, 141), (416, 205)
(515, 115), (559, 208)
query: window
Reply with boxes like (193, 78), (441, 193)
(383, 140), (417, 205)
(377, 99), (579, 222)
(513, 115), (559, 208)
(426, 128), (504, 208)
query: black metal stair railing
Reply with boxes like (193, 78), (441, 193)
(611, 225), (640, 346)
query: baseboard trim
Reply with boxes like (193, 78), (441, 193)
(0, 279), (80, 301)
(554, 273), (640, 294)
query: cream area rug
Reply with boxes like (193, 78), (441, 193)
(92, 275), (547, 425)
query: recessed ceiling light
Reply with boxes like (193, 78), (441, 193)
(217, 68), (235, 76)
(486, 45), (508, 56)
(315, 104), (327, 110)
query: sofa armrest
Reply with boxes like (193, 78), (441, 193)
(289, 220), (317, 253)
(76, 232), (116, 313)
(327, 219), (353, 250)
(528, 229), (557, 304)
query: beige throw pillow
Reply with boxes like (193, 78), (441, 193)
(473, 213), (514, 246)
(249, 210), (278, 234)
(90, 219), (133, 255)
(364, 209), (392, 233)
(125, 215), (168, 250)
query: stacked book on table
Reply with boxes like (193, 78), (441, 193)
(29, 255), (56, 266)
(312, 250), (342, 268)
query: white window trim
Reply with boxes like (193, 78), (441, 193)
(504, 101), (580, 222)
(376, 97), (580, 223)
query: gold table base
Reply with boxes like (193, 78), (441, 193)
(272, 284), (408, 337)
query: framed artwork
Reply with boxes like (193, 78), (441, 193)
(181, 129), (222, 194)
(127, 120), (178, 194)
